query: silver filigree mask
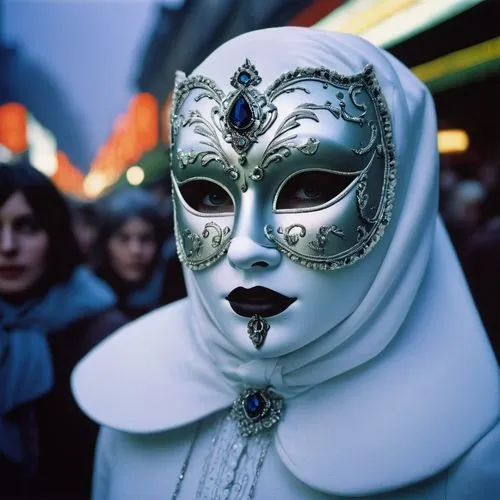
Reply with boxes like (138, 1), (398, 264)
(170, 59), (395, 271)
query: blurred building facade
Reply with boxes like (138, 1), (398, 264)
(388, 0), (500, 164)
(134, 0), (500, 164)
(0, 0), (11, 105)
(135, 0), (315, 140)
(1, 42), (92, 170)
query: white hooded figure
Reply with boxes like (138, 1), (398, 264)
(72, 28), (500, 499)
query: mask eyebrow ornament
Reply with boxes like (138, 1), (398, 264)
(174, 59), (278, 174)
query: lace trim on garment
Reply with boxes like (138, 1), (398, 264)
(195, 415), (271, 499)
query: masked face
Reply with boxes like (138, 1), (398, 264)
(170, 60), (395, 356)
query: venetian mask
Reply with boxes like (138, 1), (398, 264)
(170, 59), (395, 272)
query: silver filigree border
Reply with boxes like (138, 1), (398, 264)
(172, 175), (232, 271)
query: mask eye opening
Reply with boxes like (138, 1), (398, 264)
(274, 169), (357, 213)
(176, 177), (235, 216)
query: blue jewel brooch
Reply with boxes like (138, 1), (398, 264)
(230, 388), (284, 437)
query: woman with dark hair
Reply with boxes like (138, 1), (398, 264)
(93, 188), (186, 320)
(0, 161), (126, 499)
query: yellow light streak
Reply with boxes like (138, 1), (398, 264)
(438, 129), (469, 154)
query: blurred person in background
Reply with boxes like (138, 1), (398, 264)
(443, 178), (486, 260)
(477, 161), (500, 197)
(92, 188), (185, 321)
(438, 161), (458, 218)
(68, 196), (99, 264)
(146, 175), (174, 219)
(130, 146), (174, 219)
(462, 174), (500, 363)
(0, 161), (127, 499)
(140, 165), (179, 265)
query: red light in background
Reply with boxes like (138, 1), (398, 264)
(0, 103), (27, 153)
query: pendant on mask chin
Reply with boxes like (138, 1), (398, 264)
(247, 314), (270, 350)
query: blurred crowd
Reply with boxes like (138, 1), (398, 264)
(0, 159), (185, 499)
(440, 154), (500, 360)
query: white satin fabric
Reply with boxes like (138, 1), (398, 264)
(72, 27), (499, 497)
(90, 414), (500, 500)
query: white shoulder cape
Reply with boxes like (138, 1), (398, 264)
(72, 221), (499, 496)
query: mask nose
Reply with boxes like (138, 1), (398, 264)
(227, 235), (281, 271)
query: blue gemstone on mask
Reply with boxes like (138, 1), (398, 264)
(243, 392), (266, 419)
(229, 96), (252, 129)
(238, 71), (251, 84)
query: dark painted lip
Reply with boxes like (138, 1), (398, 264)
(225, 286), (296, 318)
(125, 263), (147, 271)
(0, 265), (25, 271)
(0, 265), (26, 280)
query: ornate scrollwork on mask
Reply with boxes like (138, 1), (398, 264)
(182, 228), (203, 258)
(251, 108), (321, 182)
(308, 225), (345, 255)
(356, 149), (382, 224)
(297, 137), (320, 155)
(357, 224), (369, 242)
(177, 222), (232, 270)
(171, 113), (184, 144)
(277, 224), (307, 246)
(172, 59), (278, 169)
(265, 64), (393, 159)
(177, 148), (200, 168)
(172, 62), (387, 186)
(171, 62), (381, 188)
(202, 222), (231, 248)
(353, 121), (377, 156)
(357, 171), (370, 213)
(182, 111), (241, 183)
(298, 100), (363, 126)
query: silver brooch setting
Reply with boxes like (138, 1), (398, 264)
(230, 388), (284, 437)
(247, 314), (270, 350)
